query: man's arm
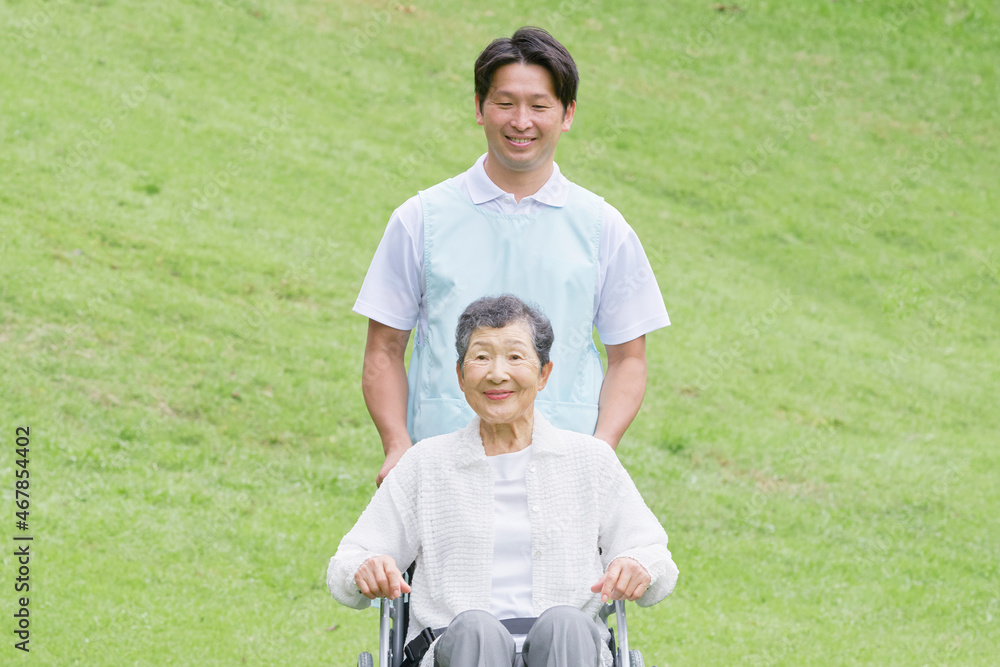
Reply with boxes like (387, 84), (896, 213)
(593, 335), (647, 450)
(362, 319), (413, 486)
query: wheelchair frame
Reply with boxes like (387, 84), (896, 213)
(360, 586), (645, 667)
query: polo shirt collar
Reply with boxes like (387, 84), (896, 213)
(466, 153), (569, 207)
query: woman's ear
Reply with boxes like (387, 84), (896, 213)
(456, 361), (464, 390)
(538, 361), (554, 390)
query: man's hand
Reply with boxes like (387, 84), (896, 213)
(376, 443), (411, 487)
(591, 557), (651, 603)
(354, 555), (411, 601)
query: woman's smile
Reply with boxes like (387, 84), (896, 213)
(485, 390), (514, 400)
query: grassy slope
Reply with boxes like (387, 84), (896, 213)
(1, 0), (998, 664)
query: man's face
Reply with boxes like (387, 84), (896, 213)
(475, 63), (576, 182)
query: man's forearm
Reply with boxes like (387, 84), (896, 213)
(362, 354), (411, 455)
(362, 320), (412, 455)
(593, 336), (647, 450)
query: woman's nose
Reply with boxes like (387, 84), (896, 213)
(486, 358), (509, 381)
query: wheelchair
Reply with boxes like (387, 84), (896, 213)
(356, 569), (650, 667)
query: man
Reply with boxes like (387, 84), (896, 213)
(355, 27), (670, 485)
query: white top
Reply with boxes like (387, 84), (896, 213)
(488, 446), (534, 650)
(353, 154), (670, 346)
(328, 414), (679, 667)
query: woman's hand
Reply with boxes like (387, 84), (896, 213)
(354, 555), (411, 600)
(591, 557), (651, 603)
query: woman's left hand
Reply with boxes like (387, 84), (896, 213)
(591, 558), (651, 603)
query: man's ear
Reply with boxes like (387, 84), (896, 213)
(538, 361), (554, 390)
(561, 100), (576, 132)
(475, 95), (484, 126)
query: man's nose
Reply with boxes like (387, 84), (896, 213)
(511, 106), (532, 130)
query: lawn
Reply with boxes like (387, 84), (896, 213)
(1, 0), (998, 665)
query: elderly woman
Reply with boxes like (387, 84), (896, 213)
(328, 295), (678, 667)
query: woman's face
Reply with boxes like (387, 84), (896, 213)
(457, 321), (552, 428)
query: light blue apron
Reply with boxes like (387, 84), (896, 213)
(406, 178), (605, 442)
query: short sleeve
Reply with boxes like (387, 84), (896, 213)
(594, 203), (671, 345)
(352, 196), (424, 331)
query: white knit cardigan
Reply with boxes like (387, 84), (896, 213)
(328, 415), (678, 666)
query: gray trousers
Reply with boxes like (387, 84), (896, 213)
(434, 606), (603, 667)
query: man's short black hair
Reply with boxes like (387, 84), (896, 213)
(474, 26), (579, 113)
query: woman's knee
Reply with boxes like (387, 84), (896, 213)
(523, 606), (602, 667)
(436, 611), (515, 667)
(533, 606), (599, 636)
(448, 609), (509, 638)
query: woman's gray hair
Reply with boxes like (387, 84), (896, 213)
(455, 294), (554, 373)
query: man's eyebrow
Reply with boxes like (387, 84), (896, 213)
(490, 90), (556, 101)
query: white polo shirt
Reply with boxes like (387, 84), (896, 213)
(353, 154), (670, 346)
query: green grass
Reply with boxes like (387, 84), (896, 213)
(2, 0), (998, 664)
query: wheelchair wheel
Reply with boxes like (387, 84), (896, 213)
(628, 649), (645, 667)
(357, 651), (374, 667)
